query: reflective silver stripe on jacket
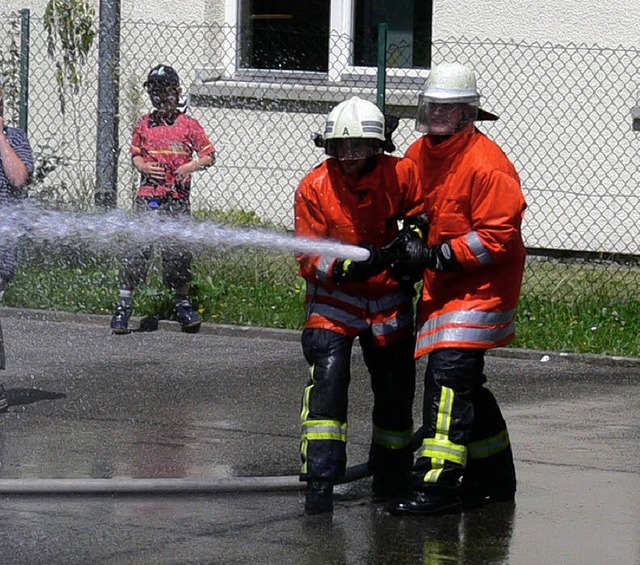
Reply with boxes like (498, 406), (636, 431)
(309, 284), (410, 314)
(422, 309), (516, 332)
(308, 284), (368, 309)
(369, 292), (412, 313)
(372, 311), (414, 337)
(417, 309), (516, 350)
(466, 231), (493, 265)
(418, 321), (515, 350)
(309, 303), (369, 332)
(307, 284), (413, 337)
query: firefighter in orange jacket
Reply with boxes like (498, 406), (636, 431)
(387, 62), (527, 516)
(294, 97), (426, 515)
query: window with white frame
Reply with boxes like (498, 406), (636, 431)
(231, 0), (433, 76)
(239, 1), (331, 72)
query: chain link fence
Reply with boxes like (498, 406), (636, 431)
(2, 13), (640, 303)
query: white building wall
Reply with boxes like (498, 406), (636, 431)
(5, 1), (638, 50)
(2, 0), (211, 22)
(435, 0), (639, 48)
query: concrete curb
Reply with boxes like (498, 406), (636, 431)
(2, 306), (640, 368)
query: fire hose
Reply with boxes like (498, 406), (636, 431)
(0, 464), (369, 495)
(0, 432), (423, 495)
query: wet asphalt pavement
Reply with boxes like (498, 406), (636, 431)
(0, 307), (637, 565)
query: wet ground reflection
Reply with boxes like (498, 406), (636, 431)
(0, 314), (636, 563)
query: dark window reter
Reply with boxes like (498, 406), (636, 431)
(240, 0), (330, 72)
(354, 0), (432, 69)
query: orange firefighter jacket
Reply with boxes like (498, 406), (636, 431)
(405, 127), (527, 357)
(295, 154), (426, 345)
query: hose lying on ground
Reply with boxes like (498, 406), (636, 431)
(0, 463), (374, 495)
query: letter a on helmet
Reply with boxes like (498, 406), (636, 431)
(324, 97), (385, 160)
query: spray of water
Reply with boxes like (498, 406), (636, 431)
(0, 203), (370, 261)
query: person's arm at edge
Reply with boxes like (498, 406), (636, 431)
(0, 128), (30, 188)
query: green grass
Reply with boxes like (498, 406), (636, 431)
(8, 246), (307, 330)
(5, 246), (640, 357)
(516, 297), (640, 356)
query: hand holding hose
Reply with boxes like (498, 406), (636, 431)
(331, 244), (385, 283)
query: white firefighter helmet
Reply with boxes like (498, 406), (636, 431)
(324, 97), (385, 160)
(416, 62), (483, 134)
(421, 62), (480, 104)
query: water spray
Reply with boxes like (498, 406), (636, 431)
(0, 203), (371, 261)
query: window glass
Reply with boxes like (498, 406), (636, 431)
(240, 0), (330, 71)
(353, 0), (432, 68)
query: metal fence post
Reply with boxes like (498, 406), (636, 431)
(18, 9), (30, 133)
(376, 23), (387, 113)
(95, 0), (121, 210)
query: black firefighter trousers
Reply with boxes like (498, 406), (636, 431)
(413, 348), (516, 498)
(299, 328), (416, 484)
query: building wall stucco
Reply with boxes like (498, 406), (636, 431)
(4, 1), (638, 50)
(434, 0), (639, 48)
(1, 0), (216, 23)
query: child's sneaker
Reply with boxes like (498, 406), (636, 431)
(110, 301), (132, 334)
(175, 299), (202, 333)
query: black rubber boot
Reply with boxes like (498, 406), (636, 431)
(305, 481), (334, 515)
(388, 489), (462, 516)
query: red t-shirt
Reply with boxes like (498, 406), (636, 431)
(131, 112), (215, 199)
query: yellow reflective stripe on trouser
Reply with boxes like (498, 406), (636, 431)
(467, 429), (510, 459)
(300, 364), (315, 423)
(372, 425), (413, 450)
(299, 365), (315, 475)
(420, 386), (467, 484)
(301, 419), (348, 442)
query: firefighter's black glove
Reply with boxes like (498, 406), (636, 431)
(332, 245), (385, 283)
(392, 238), (461, 273)
(379, 214), (430, 262)
(384, 236), (429, 282)
(379, 214), (431, 282)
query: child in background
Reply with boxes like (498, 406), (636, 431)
(110, 64), (215, 334)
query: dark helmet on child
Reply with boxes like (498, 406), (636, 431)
(144, 65), (180, 112)
(144, 65), (180, 89)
